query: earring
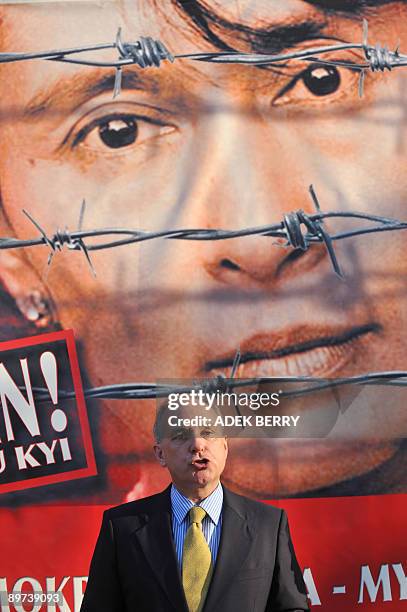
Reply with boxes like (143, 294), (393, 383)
(15, 289), (55, 329)
(0, 231), (58, 332)
(0, 265), (57, 331)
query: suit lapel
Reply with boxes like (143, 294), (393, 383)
(203, 487), (253, 611)
(132, 490), (188, 612)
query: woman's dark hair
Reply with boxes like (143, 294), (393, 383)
(171, 0), (402, 55)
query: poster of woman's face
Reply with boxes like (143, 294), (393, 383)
(0, 0), (406, 503)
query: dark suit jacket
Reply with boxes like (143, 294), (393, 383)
(81, 485), (310, 612)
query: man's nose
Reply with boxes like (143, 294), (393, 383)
(184, 108), (327, 285)
(189, 436), (207, 453)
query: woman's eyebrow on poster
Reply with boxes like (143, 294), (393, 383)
(191, 20), (328, 55)
(174, 0), (401, 47)
(172, 2), (330, 56)
(22, 70), (168, 119)
(301, 0), (400, 15)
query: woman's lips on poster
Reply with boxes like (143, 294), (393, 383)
(204, 322), (381, 378)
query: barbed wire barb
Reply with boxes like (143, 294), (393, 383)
(308, 185), (343, 277)
(230, 348), (241, 379)
(22, 201), (96, 276)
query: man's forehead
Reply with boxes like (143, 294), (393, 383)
(175, 405), (219, 419)
(159, 404), (222, 434)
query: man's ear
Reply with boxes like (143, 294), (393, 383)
(153, 443), (167, 467)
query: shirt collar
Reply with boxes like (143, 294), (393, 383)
(171, 482), (223, 526)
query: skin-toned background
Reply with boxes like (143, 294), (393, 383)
(0, 0), (406, 503)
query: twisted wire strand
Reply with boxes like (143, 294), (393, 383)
(0, 186), (406, 279)
(28, 371), (407, 404)
(0, 21), (405, 96)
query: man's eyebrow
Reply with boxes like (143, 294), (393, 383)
(23, 69), (162, 118)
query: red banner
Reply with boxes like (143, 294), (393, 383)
(0, 495), (405, 610)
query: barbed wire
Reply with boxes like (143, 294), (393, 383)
(1, 186), (406, 279)
(0, 20), (405, 97)
(29, 370), (407, 404)
(24, 347), (407, 431)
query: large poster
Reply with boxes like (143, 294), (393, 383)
(0, 0), (406, 610)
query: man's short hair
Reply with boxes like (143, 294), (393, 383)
(153, 402), (169, 443)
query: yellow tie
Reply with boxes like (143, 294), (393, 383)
(182, 506), (213, 612)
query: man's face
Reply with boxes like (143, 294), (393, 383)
(0, 1), (406, 498)
(154, 405), (228, 492)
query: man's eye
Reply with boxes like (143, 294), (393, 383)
(302, 64), (341, 97)
(98, 117), (138, 149)
(202, 430), (216, 438)
(172, 430), (188, 441)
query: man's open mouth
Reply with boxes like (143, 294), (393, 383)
(191, 458), (210, 470)
(204, 322), (381, 378)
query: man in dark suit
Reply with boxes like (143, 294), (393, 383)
(81, 403), (310, 611)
